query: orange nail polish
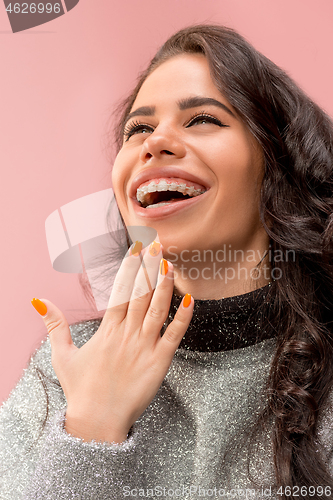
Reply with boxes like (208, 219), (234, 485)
(149, 240), (161, 257)
(31, 298), (47, 316)
(130, 241), (142, 257)
(183, 293), (191, 308)
(159, 258), (168, 276)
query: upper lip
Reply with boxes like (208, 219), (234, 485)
(128, 166), (211, 200)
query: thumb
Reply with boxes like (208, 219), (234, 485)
(31, 298), (74, 354)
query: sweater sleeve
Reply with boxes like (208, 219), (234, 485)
(0, 321), (141, 500)
(315, 388), (333, 487)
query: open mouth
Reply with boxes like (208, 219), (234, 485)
(136, 179), (207, 209)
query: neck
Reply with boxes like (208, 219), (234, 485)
(172, 251), (272, 300)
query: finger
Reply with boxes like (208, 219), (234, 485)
(140, 240), (162, 293)
(140, 259), (174, 343)
(30, 298), (77, 366)
(103, 241), (144, 325)
(125, 240), (163, 328)
(155, 293), (194, 371)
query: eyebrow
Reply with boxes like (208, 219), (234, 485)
(124, 106), (155, 126)
(178, 96), (235, 117)
(123, 96), (235, 128)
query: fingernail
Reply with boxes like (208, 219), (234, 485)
(149, 240), (161, 257)
(31, 298), (47, 316)
(129, 241), (142, 257)
(183, 293), (191, 308)
(159, 258), (168, 276)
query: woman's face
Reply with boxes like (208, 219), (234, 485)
(112, 53), (268, 260)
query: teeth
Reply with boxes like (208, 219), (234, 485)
(157, 181), (167, 191)
(136, 180), (206, 205)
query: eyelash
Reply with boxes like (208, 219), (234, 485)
(123, 120), (153, 141)
(123, 112), (227, 141)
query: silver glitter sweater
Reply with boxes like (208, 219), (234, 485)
(1, 287), (333, 500)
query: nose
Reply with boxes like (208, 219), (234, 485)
(139, 127), (186, 162)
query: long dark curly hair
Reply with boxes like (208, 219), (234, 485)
(110, 24), (333, 498)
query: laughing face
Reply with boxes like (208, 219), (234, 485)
(112, 53), (270, 296)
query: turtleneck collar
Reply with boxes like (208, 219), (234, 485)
(161, 282), (276, 352)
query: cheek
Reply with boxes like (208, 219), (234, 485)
(206, 141), (263, 207)
(206, 140), (261, 181)
(226, 135), (263, 180)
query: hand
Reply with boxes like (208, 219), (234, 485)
(31, 241), (194, 444)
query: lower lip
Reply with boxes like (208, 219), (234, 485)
(130, 191), (209, 219)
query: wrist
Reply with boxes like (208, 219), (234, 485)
(64, 410), (129, 444)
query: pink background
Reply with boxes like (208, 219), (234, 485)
(1, 0), (333, 404)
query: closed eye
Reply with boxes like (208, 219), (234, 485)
(123, 121), (154, 141)
(185, 112), (228, 128)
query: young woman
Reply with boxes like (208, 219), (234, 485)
(1, 24), (333, 500)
